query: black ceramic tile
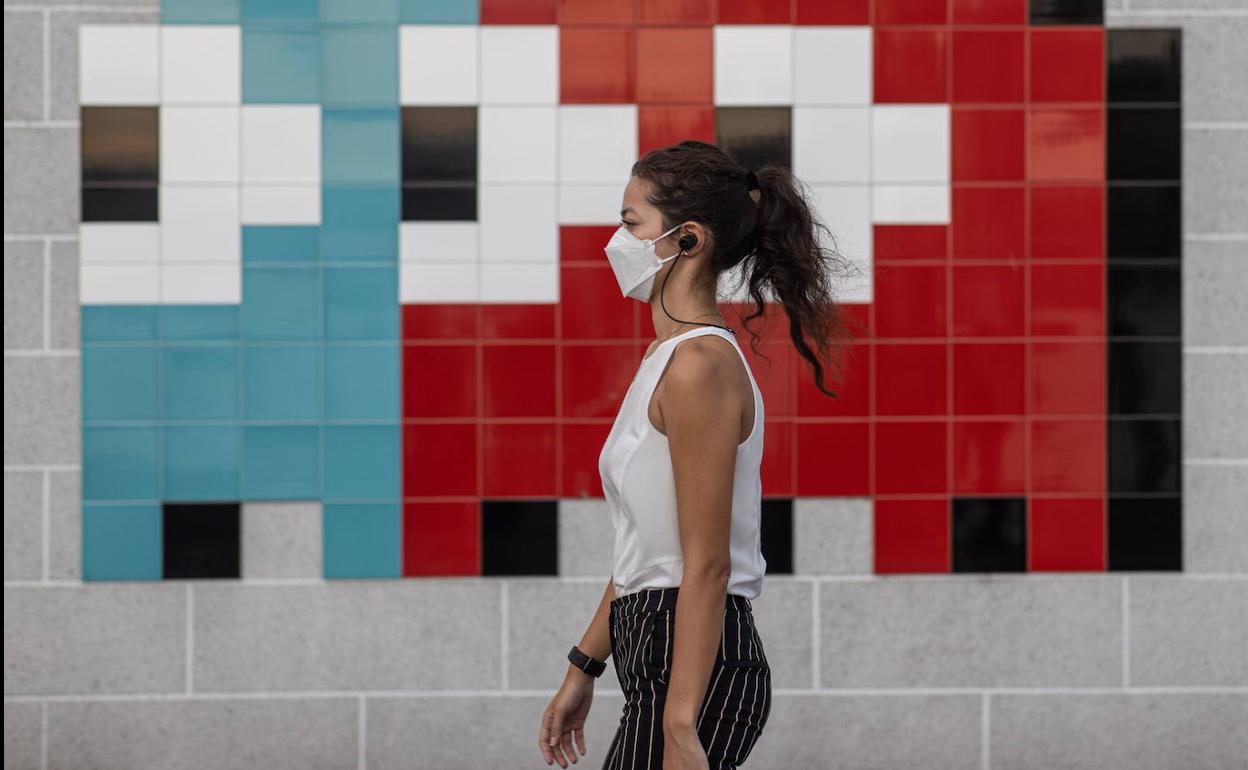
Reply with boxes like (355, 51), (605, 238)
(401, 106), (477, 184)
(1029, 0), (1101, 25)
(1107, 185), (1181, 260)
(1107, 418), (1181, 494)
(163, 503), (240, 579)
(951, 497), (1027, 573)
(715, 107), (791, 175)
(1108, 341), (1181, 415)
(1107, 264), (1181, 337)
(401, 184), (477, 221)
(1107, 28), (1181, 104)
(1108, 107), (1180, 181)
(1107, 496), (1182, 571)
(481, 499), (557, 576)
(81, 106), (159, 184)
(760, 497), (792, 575)
(81, 186), (159, 222)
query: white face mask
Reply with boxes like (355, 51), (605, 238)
(603, 222), (682, 302)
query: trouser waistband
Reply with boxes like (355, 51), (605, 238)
(610, 586), (752, 615)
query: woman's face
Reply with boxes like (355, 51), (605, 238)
(619, 176), (682, 259)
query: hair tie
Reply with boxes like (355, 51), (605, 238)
(745, 170), (759, 192)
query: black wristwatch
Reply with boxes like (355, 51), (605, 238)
(567, 645), (606, 677)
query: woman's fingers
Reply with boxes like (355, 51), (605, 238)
(539, 710), (554, 764)
(574, 726), (587, 756)
(560, 729), (578, 763)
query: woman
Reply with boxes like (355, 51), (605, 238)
(538, 140), (856, 769)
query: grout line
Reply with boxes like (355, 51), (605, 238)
(358, 696), (367, 770)
(42, 238), (52, 350)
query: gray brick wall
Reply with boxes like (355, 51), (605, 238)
(4, 1), (1246, 768)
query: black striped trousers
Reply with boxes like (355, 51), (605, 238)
(602, 587), (772, 770)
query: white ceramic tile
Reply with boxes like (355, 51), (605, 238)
(160, 24), (240, 104)
(714, 26), (792, 105)
(480, 25), (558, 105)
(160, 186), (241, 263)
(78, 223), (160, 264)
(242, 105), (320, 184)
(240, 185), (321, 224)
(78, 24), (159, 105)
(80, 263), (159, 304)
(479, 185), (558, 262)
(399, 222), (478, 262)
(558, 185), (623, 225)
(161, 263), (242, 304)
(872, 184), (950, 224)
(808, 184), (873, 268)
(479, 106), (557, 183)
(871, 104), (950, 183)
(559, 105), (637, 186)
(794, 27), (871, 105)
(480, 262), (558, 303)
(399, 262), (479, 302)
(161, 106), (240, 183)
(400, 25), (478, 105)
(793, 106), (870, 183)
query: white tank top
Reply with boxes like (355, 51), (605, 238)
(599, 325), (767, 600)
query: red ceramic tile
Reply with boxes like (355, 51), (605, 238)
(797, 339), (869, 417)
(1030, 185), (1104, 259)
(761, 419), (794, 495)
(796, 421), (869, 495)
(482, 422), (558, 496)
(874, 224), (948, 261)
(562, 343), (639, 419)
(952, 30), (1023, 104)
(874, 29), (947, 103)
(951, 186), (1025, 261)
(953, 419), (1025, 494)
(953, 0), (1026, 24)
(639, 105), (716, 153)
(559, 265), (635, 340)
(481, 0), (557, 24)
(481, 303), (556, 340)
(1030, 341), (1105, 415)
(402, 304), (478, 340)
(876, 0), (946, 24)
(952, 342), (1025, 415)
(403, 344), (478, 418)
(404, 423), (477, 497)
(561, 224), (618, 264)
(1028, 108), (1105, 182)
(718, 0), (791, 24)
(841, 302), (873, 340)
(875, 343), (946, 416)
(874, 498), (950, 573)
(557, 0), (634, 24)
(951, 264), (1025, 337)
(637, 27), (713, 103)
(638, 0), (713, 24)
(1030, 263), (1105, 337)
(796, 0), (868, 24)
(874, 264), (947, 338)
(483, 344), (556, 417)
(1031, 419), (1106, 493)
(1031, 498), (1106, 571)
(403, 502), (479, 576)
(1030, 28), (1104, 103)
(741, 338), (794, 416)
(561, 422), (609, 498)
(875, 421), (947, 494)
(561, 27), (635, 104)
(952, 108), (1025, 181)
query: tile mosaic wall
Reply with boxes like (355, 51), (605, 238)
(78, 0), (1182, 581)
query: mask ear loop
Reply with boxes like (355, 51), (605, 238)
(655, 223), (735, 335)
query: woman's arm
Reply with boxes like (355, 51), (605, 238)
(565, 576), (615, 682)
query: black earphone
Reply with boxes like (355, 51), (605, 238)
(678, 233), (698, 252)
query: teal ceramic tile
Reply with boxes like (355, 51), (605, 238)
(163, 0), (241, 23)
(243, 225), (319, 263)
(82, 306), (159, 342)
(324, 343), (399, 419)
(83, 503), (162, 581)
(321, 26), (397, 108)
(82, 346), (159, 421)
(323, 502), (401, 578)
(83, 426), (160, 501)
(242, 28), (321, 104)
(323, 108), (400, 186)
(322, 424), (399, 500)
(320, 186), (400, 261)
(240, 266), (321, 340)
(399, 0), (477, 23)
(241, 0), (319, 28)
(160, 306), (239, 341)
(241, 425), (320, 499)
(324, 266), (399, 340)
(162, 345), (240, 420)
(164, 425), (241, 501)
(321, 0), (398, 25)
(243, 345), (321, 419)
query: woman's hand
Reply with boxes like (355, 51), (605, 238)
(539, 669), (595, 767)
(663, 723), (709, 770)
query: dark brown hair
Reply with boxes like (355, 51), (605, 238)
(631, 140), (862, 398)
